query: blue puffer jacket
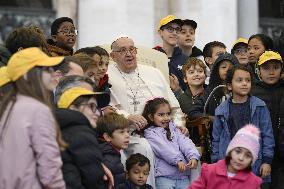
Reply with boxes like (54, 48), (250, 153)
(211, 96), (275, 182)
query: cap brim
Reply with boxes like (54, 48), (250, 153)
(182, 19), (197, 29)
(169, 19), (183, 26)
(38, 56), (65, 67)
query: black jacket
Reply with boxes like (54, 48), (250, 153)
(251, 80), (284, 160)
(55, 109), (107, 189)
(125, 180), (153, 189)
(99, 140), (126, 189)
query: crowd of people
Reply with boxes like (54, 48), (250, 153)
(0, 14), (283, 189)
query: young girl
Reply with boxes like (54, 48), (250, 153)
(142, 97), (200, 189)
(248, 34), (274, 80)
(212, 64), (275, 184)
(0, 47), (66, 189)
(189, 124), (262, 189)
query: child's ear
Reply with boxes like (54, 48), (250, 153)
(148, 114), (154, 122)
(183, 77), (188, 84)
(103, 132), (112, 142)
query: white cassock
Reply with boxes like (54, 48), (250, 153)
(108, 63), (185, 188)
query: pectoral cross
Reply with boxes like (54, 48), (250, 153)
(131, 98), (140, 112)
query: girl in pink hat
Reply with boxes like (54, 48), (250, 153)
(189, 124), (262, 189)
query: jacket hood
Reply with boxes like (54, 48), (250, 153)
(212, 53), (239, 71)
(54, 108), (91, 130)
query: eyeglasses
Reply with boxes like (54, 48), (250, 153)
(57, 28), (78, 35)
(113, 46), (137, 55)
(162, 26), (182, 33)
(80, 102), (101, 114)
(234, 48), (248, 55)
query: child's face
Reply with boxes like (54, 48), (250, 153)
(259, 61), (282, 85)
(93, 54), (109, 79)
(159, 23), (181, 46)
(178, 25), (195, 48)
(107, 128), (130, 150)
(228, 147), (253, 173)
(150, 103), (171, 128)
(77, 97), (101, 128)
(183, 65), (206, 88)
(218, 60), (233, 81)
(54, 21), (76, 50)
(127, 163), (150, 187)
(233, 46), (249, 65)
(248, 38), (265, 63)
(228, 69), (251, 98)
(207, 46), (226, 68)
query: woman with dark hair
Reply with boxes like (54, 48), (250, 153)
(0, 47), (66, 189)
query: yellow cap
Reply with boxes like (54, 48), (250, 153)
(7, 47), (64, 81)
(57, 87), (97, 108)
(232, 37), (248, 49)
(158, 15), (182, 30)
(258, 51), (283, 66)
(0, 66), (11, 87)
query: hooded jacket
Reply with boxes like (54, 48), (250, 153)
(55, 108), (107, 189)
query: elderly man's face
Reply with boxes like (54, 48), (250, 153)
(111, 37), (137, 73)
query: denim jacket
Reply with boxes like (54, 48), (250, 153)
(211, 96), (275, 182)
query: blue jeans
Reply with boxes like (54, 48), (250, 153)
(155, 176), (190, 189)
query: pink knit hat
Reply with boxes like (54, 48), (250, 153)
(226, 124), (260, 163)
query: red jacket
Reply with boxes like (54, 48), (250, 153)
(188, 160), (262, 189)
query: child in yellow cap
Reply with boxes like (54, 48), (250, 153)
(231, 38), (249, 65)
(0, 47), (66, 189)
(55, 87), (114, 188)
(251, 50), (284, 188)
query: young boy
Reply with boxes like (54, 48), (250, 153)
(251, 51), (284, 189)
(125, 153), (153, 189)
(231, 38), (249, 65)
(96, 112), (131, 189)
(177, 19), (203, 59)
(48, 17), (76, 56)
(175, 57), (206, 115)
(154, 15), (189, 91)
(203, 41), (227, 71)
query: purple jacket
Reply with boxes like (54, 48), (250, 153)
(0, 95), (65, 189)
(144, 121), (200, 179)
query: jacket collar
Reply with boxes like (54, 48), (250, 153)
(215, 160), (251, 181)
(215, 96), (266, 120)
